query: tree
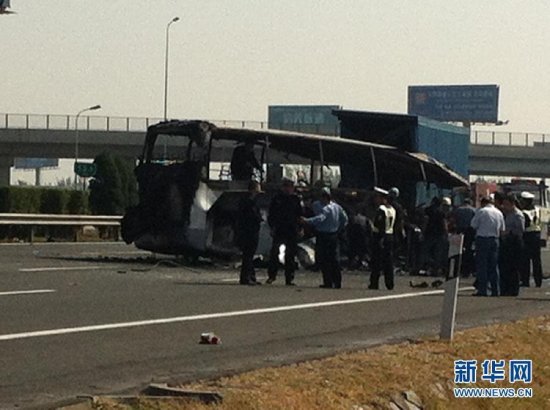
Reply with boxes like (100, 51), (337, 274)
(89, 153), (125, 215)
(114, 156), (138, 209)
(67, 190), (88, 214)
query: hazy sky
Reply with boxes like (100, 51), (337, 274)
(2, 0), (550, 132)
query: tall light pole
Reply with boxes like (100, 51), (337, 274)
(164, 16), (180, 121)
(74, 104), (101, 186)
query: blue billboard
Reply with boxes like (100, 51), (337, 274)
(14, 158), (59, 169)
(408, 84), (499, 123)
(268, 105), (341, 136)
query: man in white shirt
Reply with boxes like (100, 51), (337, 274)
(471, 196), (505, 296)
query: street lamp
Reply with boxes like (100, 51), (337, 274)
(74, 104), (101, 186)
(164, 16), (180, 121)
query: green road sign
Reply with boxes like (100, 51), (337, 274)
(74, 162), (97, 178)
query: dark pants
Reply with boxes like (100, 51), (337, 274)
(475, 237), (499, 296)
(347, 224), (367, 268)
(422, 234), (449, 275)
(393, 229), (407, 270)
(500, 235), (522, 296)
(370, 234), (394, 290)
(268, 233), (298, 283)
(521, 231), (543, 287)
(458, 228), (475, 277)
(317, 232), (341, 288)
(239, 233), (259, 284)
(407, 226), (423, 274)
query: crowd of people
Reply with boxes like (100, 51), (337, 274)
(234, 177), (544, 295)
(469, 192), (543, 296)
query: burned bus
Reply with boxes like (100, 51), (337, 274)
(121, 120), (467, 258)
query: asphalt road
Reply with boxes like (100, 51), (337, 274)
(1, 242), (550, 409)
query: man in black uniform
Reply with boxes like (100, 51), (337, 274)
(266, 178), (303, 286)
(451, 198), (476, 277)
(520, 191), (543, 287)
(369, 188), (396, 290)
(500, 194), (524, 296)
(236, 180), (263, 285)
(230, 141), (261, 181)
(422, 197), (448, 276)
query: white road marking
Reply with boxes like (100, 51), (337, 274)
(0, 289), (56, 297)
(0, 287), (474, 342)
(221, 278), (240, 282)
(19, 266), (103, 272)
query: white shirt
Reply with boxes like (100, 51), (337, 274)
(471, 204), (505, 238)
(372, 204), (396, 234)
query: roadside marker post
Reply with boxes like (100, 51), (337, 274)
(440, 234), (464, 341)
(440, 275), (460, 341)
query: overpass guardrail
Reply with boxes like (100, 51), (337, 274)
(1, 113), (549, 147)
(0, 113), (268, 133)
(472, 130), (550, 147)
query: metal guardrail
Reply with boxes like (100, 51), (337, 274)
(2, 113), (549, 147)
(0, 213), (122, 243)
(471, 130), (550, 147)
(0, 213), (122, 226)
(0, 113), (268, 133)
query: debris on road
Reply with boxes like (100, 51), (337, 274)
(409, 280), (429, 288)
(200, 332), (221, 345)
(431, 279), (444, 288)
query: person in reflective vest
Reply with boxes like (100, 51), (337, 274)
(520, 191), (543, 287)
(369, 187), (396, 290)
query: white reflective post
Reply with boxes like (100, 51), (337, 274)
(440, 233), (464, 341)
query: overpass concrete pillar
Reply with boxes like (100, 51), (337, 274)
(0, 157), (13, 187)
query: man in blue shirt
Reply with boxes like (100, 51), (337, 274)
(302, 188), (348, 289)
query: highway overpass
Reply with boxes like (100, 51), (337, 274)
(1, 113), (550, 185)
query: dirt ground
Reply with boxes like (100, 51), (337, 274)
(93, 315), (550, 410)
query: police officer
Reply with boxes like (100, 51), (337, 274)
(520, 191), (543, 287)
(369, 187), (396, 290)
(500, 194), (524, 296)
(236, 180), (263, 285)
(301, 188), (348, 289)
(266, 178), (303, 286)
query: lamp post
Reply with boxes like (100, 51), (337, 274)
(164, 16), (180, 121)
(74, 104), (101, 186)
